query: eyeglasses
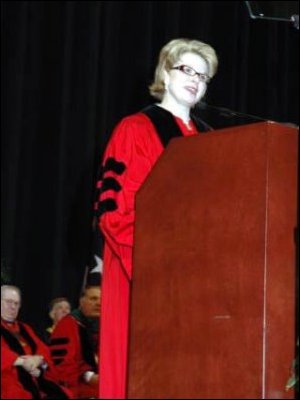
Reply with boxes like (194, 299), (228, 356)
(171, 65), (211, 83)
(1, 298), (21, 307)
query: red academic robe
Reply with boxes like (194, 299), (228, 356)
(97, 109), (199, 399)
(50, 314), (98, 399)
(1, 320), (72, 399)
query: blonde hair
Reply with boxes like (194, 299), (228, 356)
(149, 38), (218, 101)
(49, 297), (70, 312)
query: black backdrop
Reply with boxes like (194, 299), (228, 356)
(1, 1), (299, 334)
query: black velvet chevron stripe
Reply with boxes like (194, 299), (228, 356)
(53, 358), (64, 365)
(49, 337), (69, 345)
(94, 158), (126, 198)
(50, 349), (67, 357)
(103, 157), (126, 175)
(142, 104), (184, 147)
(96, 198), (118, 217)
(94, 158), (125, 217)
(101, 177), (122, 192)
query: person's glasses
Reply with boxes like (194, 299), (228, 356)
(171, 65), (210, 83)
(1, 298), (21, 307)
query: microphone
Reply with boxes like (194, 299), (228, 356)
(193, 101), (267, 130)
(291, 14), (299, 30)
(197, 102), (267, 122)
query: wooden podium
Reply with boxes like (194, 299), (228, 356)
(127, 122), (298, 399)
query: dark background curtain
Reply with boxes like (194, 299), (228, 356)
(1, 1), (298, 334)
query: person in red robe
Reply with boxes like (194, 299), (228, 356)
(44, 297), (71, 344)
(49, 284), (100, 399)
(95, 38), (218, 399)
(1, 284), (72, 399)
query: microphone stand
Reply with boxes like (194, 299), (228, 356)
(192, 102), (268, 131)
(197, 102), (267, 122)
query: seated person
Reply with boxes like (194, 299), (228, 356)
(44, 297), (71, 343)
(1, 284), (73, 399)
(50, 282), (100, 399)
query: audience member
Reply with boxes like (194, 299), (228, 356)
(1, 284), (73, 399)
(50, 283), (101, 399)
(44, 297), (71, 343)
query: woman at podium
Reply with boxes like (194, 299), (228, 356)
(95, 37), (218, 399)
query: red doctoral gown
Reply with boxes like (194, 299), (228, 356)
(1, 320), (71, 399)
(97, 107), (199, 398)
(50, 313), (98, 399)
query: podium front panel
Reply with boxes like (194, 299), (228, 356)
(127, 122), (298, 399)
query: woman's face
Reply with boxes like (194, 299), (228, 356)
(163, 52), (209, 108)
